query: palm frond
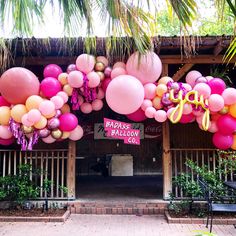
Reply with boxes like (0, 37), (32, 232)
(223, 36), (236, 64)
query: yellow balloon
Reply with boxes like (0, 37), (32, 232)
(0, 106), (11, 125)
(61, 131), (70, 139)
(231, 135), (236, 150)
(63, 84), (73, 96)
(34, 116), (47, 129)
(26, 95), (44, 111)
(156, 84), (167, 97)
(158, 76), (173, 85)
(152, 97), (162, 110)
(11, 104), (27, 123)
(229, 104), (236, 118)
(58, 73), (68, 85)
(61, 104), (70, 114)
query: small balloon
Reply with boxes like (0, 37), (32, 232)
(67, 64), (77, 74)
(95, 62), (105, 72)
(22, 125), (34, 134)
(51, 129), (63, 139)
(38, 128), (51, 138)
(47, 118), (60, 130)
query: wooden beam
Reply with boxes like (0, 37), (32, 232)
(173, 63), (194, 81)
(213, 41), (224, 56)
(67, 140), (76, 199)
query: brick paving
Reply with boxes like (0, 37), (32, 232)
(0, 215), (235, 236)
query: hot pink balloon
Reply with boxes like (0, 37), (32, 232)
(40, 77), (61, 98)
(92, 99), (103, 111)
(183, 104), (193, 115)
(39, 100), (55, 116)
(104, 67), (112, 78)
(76, 54), (95, 74)
(208, 78), (226, 95)
(186, 70), (202, 88)
(217, 114), (236, 135)
(80, 102), (92, 114)
(0, 96), (11, 107)
(50, 96), (64, 109)
(0, 126), (13, 139)
(27, 109), (41, 123)
(43, 64), (62, 79)
(154, 110), (167, 122)
(145, 107), (156, 118)
(0, 137), (14, 146)
(59, 113), (78, 132)
(193, 83), (211, 99)
(68, 70), (84, 88)
(101, 78), (111, 92)
(126, 51), (162, 84)
(141, 99), (152, 111)
(69, 125), (84, 141)
(57, 91), (69, 103)
(208, 94), (224, 112)
(222, 88), (236, 105)
(144, 83), (157, 99)
(42, 135), (56, 144)
(0, 67), (40, 104)
(87, 72), (100, 88)
(213, 132), (233, 150)
(111, 67), (127, 79)
(127, 108), (147, 122)
(179, 113), (195, 124)
(106, 75), (144, 115)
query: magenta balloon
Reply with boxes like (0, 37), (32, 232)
(126, 108), (147, 122)
(0, 96), (11, 106)
(179, 113), (195, 124)
(0, 137), (15, 146)
(126, 51), (162, 84)
(217, 114), (236, 135)
(40, 77), (62, 98)
(212, 132), (233, 150)
(106, 75), (145, 115)
(208, 78), (226, 95)
(59, 113), (78, 132)
(43, 64), (63, 79)
(0, 67), (40, 104)
(101, 78), (111, 92)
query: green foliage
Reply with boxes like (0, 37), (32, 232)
(193, 230), (217, 236)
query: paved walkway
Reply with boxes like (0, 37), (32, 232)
(0, 215), (235, 236)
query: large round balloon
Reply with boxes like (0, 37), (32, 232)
(59, 113), (78, 132)
(106, 75), (145, 114)
(212, 132), (233, 150)
(0, 68), (40, 104)
(217, 114), (236, 135)
(126, 51), (162, 84)
(126, 108), (147, 122)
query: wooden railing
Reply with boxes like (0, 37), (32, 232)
(170, 148), (236, 198)
(0, 149), (68, 199)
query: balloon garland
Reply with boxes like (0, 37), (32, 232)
(0, 51), (235, 151)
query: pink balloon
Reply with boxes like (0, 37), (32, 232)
(208, 120), (218, 133)
(126, 51), (162, 84)
(154, 110), (167, 122)
(42, 135), (56, 144)
(167, 107), (178, 120)
(21, 114), (34, 127)
(59, 113), (78, 132)
(127, 108), (147, 122)
(50, 96), (64, 109)
(113, 61), (126, 69)
(43, 64), (62, 79)
(195, 76), (208, 85)
(0, 125), (13, 139)
(104, 67), (112, 78)
(69, 125), (84, 141)
(111, 67), (127, 79)
(87, 72), (100, 88)
(76, 54), (95, 74)
(80, 102), (92, 114)
(67, 64), (77, 74)
(0, 67), (40, 104)
(39, 100), (55, 116)
(68, 71), (84, 88)
(0, 137), (14, 146)
(77, 95), (84, 106)
(182, 83), (192, 91)
(193, 83), (211, 99)
(141, 99), (153, 111)
(96, 88), (105, 99)
(40, 77), (61, 98)
(212, 132), (233, 150)
(183, 104), (193, 115)
(145, 107), (156, 118)
(101, 78), (111, 92)
(56, 91), (69, 103)
(185, 70), (202, 88)
(196, 114), (204, 124)
(106, 75), (145, 115)
(27, 109), (41, 123)
(0, 96), (11, 107)
(144, 83), (157, 99)
(208, 94), (224, 112)
(222, 88), (236, 105)
(217, 114), (236, 135)
(92, 99), (103, 111)
(208, 78), (226, 95)
(179, 113), (195, 124)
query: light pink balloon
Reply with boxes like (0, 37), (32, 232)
(50, 96), (64, 109)
(76, 54), (95, 74)
(77, 95), (84, 106)
(42, 135), (56, 144)
(80, 102), (93, 114)
(87, 72), (100, 88)
(208, 120), (218, 133)
(21, 114), (34, 127)
(141, 99), (152, 111)
(155, 110), (167, 122)
(144, 83), (157, 99)
(96, 88), (105, 99)
(196, 114), (204, 124)
(206, 76), (214, 81)
(56, 91), (69, 103)
(185, 70), (202, 88)
(126, 51), (162, 84)
(167, 107), (178, 120)
(111, 67), (127, 79)
(182, 83), (192, 91)
(39, 100), (55, 116)
(69, 125), (84, 141)
(106, 75), (145, 115)
(193, 83), (211, 99)
(113, 61), (126, 69)
(92, 99), (103, 111)
(222, 88), (236, 105)
(208, 94), (224, 112)
(27, 109), (41, 123)
(0, 126), (13, 139)
(68, 71), (84, 88)
(183, 104), (193, 115)
(145, 107), (156, 118)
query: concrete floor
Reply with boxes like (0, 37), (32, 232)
(0, 215), (235, 236)
(76, 176), (163, 201)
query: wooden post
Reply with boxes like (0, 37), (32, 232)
(162, 64), (172, 199)
(67, 140), (76, 199)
